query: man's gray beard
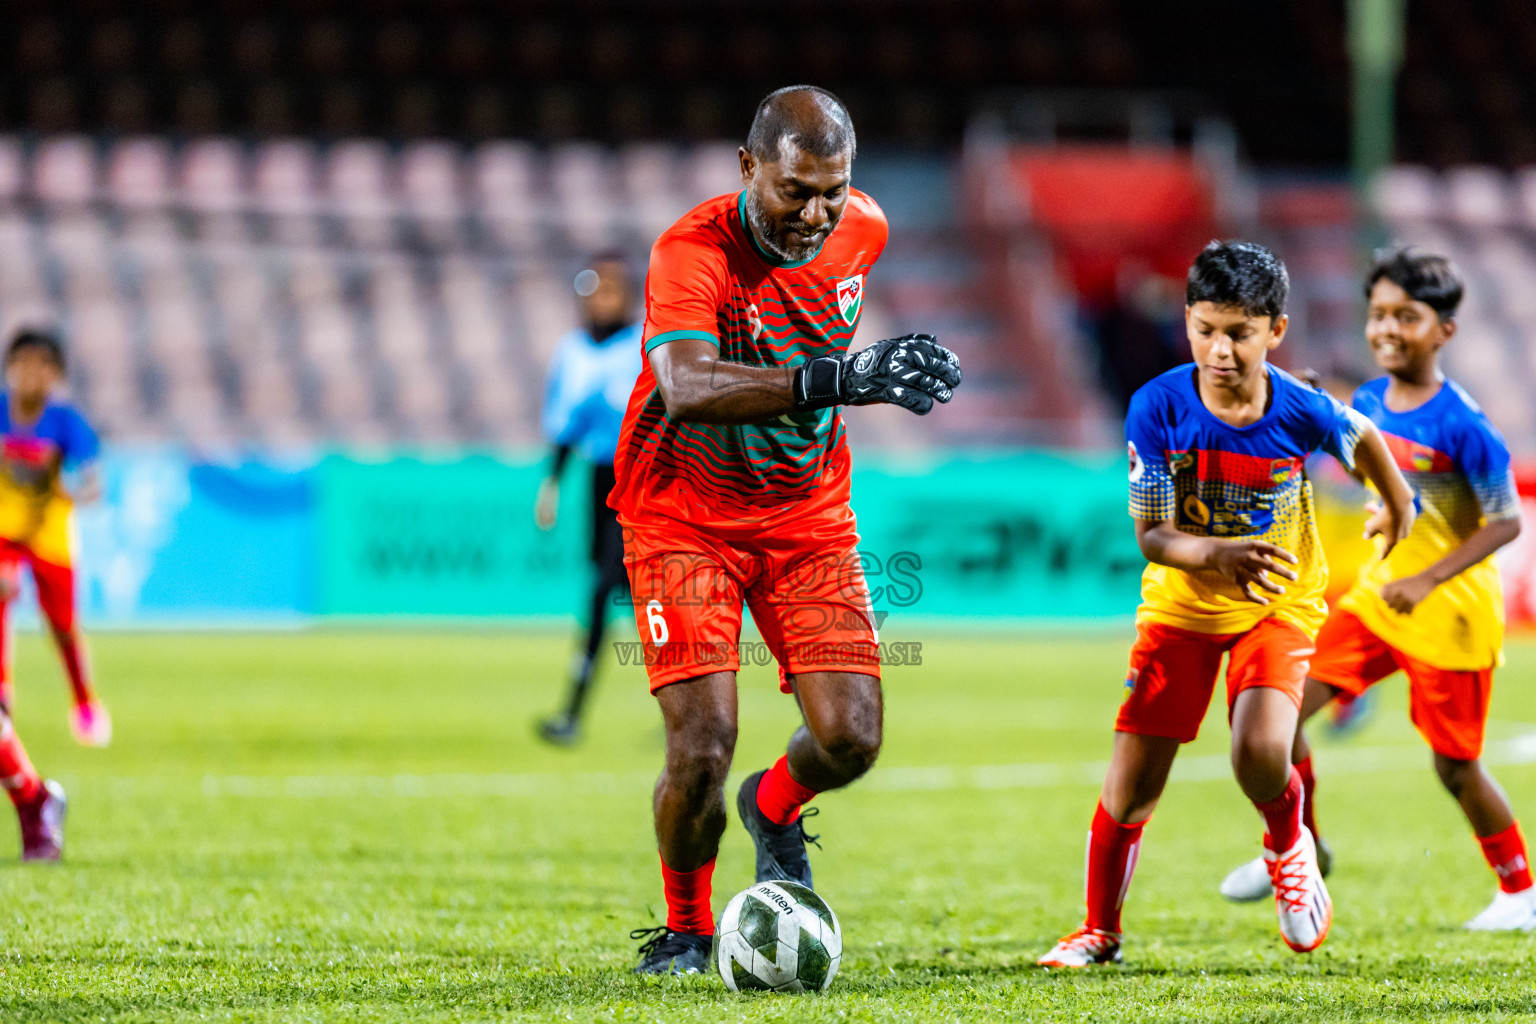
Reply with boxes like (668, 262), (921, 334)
(744, 189), (813, 262)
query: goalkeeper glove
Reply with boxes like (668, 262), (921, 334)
(792, 333), (962, 416)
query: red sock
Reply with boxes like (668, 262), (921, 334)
(1255, 766), (1304, 853)
(660, 854), (715, 935)
(1296, 755), (1319, 841)
(0, 715), (41, 807)
(1479, 822), (1535, 893)
(1084, 800), (1146, 935)
(53, 629), (95, 708)
(755, 755), (819, 825)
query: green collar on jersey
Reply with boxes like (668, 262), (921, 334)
(736, 191), (824, 269)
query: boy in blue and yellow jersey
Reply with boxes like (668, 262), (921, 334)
(1040, 242), (1416, 968)
(0, 329), (107, 749)
(1219, 249), (1536, 930)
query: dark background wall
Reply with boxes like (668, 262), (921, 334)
(0, 1), (1349, 162)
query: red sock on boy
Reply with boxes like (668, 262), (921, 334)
(1255, 766), (1304, 853)
(0, 716), (41, 808)
(1296, 755), (1319, 840)
(1479, 822), (1535, 894)
(1083, 800), (1146, 935)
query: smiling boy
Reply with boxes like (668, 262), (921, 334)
(1039, 241), (1415, 967)
(1218, 248), (1536, 930)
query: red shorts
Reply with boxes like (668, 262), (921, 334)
(1117, 617), (1314, 743)
(623, 513), (880, 693)
(1310, 608), (1491, 760)
(0, 540), (75, 632)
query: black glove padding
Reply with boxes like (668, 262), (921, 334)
(792, 333), (962, 416)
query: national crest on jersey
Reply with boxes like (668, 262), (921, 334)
(1339, 377), (1519, 670)
(836, 275), (864, 325)
(1125, 364), (1368, 637)
(612, 189), (890, 528)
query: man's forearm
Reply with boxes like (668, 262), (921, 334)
(654, 349), (796, 425)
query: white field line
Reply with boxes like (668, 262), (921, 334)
(187, 730), (1536, 800)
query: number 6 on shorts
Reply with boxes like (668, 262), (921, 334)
(646, 599), (670, 645)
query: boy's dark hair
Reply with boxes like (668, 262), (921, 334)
(1365, 246), (1463, 320)
(7, 328), (65, 371)
(1186, 240), (1289, 322)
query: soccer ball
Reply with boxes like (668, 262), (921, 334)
(712, 880), (842, 993)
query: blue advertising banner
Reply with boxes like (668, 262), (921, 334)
(54, 447), (1153, 627)
(72, 450), (318, 624)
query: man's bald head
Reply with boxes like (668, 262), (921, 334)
(745, 85), (857, 164)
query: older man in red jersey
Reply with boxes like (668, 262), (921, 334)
(616, 86), (962, 974)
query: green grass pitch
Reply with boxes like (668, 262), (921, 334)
(2, 627), (1536, 1022)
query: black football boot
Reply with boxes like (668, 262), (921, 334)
(631, 926), (712, 975)
(736, 769), (820, 889)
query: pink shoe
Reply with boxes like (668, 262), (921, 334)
(19, 780), (66, 862)
(70, 701), (112, 748)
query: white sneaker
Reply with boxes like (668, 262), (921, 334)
(1037, 926), (1122, 968)
(1269, 828), (1333, 952)
(1220, 855), (1273, 902)
(1465, 888), (1536, 931)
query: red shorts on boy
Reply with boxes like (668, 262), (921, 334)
(1310, 607), (1491, 761)
(0, 539), (76, 632)
(1116, 617), (1313, 743)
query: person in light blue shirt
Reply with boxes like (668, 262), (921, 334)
(536, 253), (642, 745)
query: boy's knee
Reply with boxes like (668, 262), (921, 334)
(1231, 735), (1292, 796)
(1434, 753), (1478, 795)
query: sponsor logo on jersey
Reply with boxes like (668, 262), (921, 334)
(1411, 444), (1435, 473)
(746, 303), (764, 341)
(1128, 441), (1144, 482)
(836, 275), (864, 325)
(1124, 668), (1139, 694)
(1270, 458), (1298, 485)
(1169, 451), (1195, 474)
(1182, 494), (1211, 526)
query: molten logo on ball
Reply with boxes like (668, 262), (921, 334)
(713, 880), (843, 993)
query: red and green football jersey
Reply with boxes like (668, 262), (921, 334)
(610, 189), (888, 530)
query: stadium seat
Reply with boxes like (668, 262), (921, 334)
(254, 138), (319, 216)
(1370, 165), (1443, 223)
(621, 142), (692, 243)
(472, 141), (540, 251)
(181, 137), (246, 213)
(1444, 166), (1513, 227)
(34, 136), (99, 204)
(327, 138), (395, 246)
(107, 137), (172, 209)
(549, 142), (619, 251)
(401, 140), (464, 245)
